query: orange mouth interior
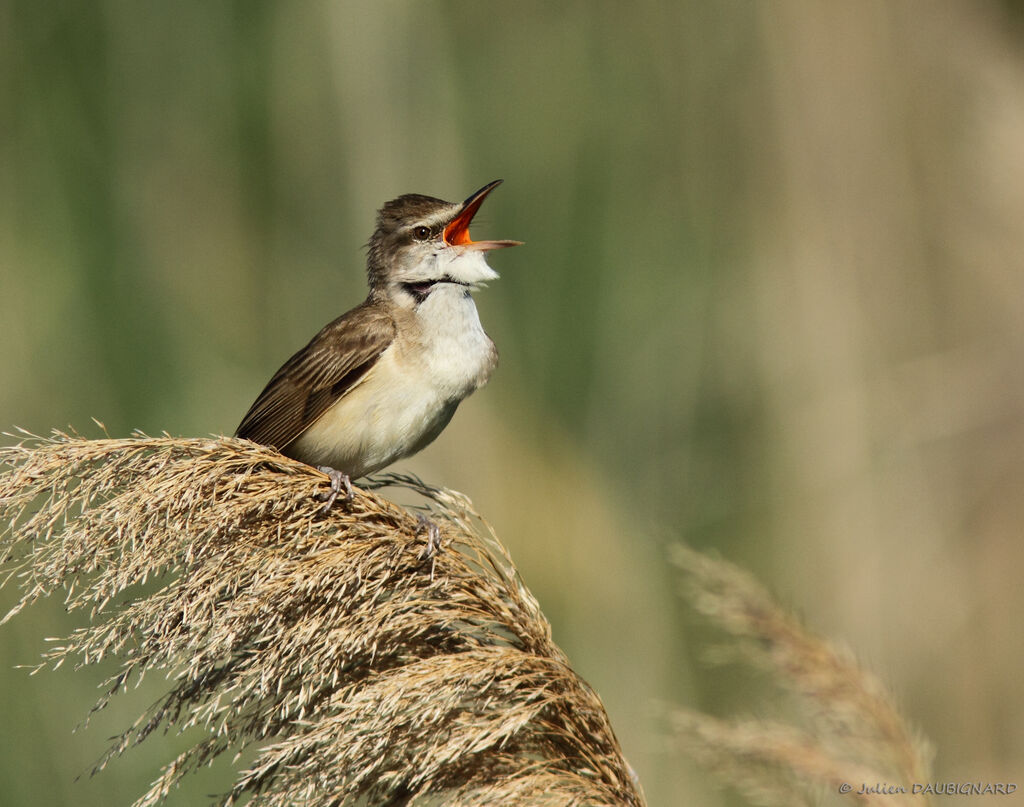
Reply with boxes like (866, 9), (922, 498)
(443, 194), (489, 246)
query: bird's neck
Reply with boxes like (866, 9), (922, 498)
(398, 286), (496, 396)
(414, 284), (485, 340)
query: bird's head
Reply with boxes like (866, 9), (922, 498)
(367, 180), (521, 306)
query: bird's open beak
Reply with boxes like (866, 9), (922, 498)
(443, 179), (523, 251)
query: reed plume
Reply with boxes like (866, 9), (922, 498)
(669, 545), (934, 807)
(0, 430), (644, 807)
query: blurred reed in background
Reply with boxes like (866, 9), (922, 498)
(2, 2), (1023, 804)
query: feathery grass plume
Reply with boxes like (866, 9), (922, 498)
(0, 430), (645, 807)
(669, 544), (933, 807)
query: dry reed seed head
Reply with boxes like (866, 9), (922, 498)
(0, 432), (644, 807)
(670, 711), (924, 807)
(669, 544), (933, 806)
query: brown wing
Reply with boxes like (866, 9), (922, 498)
(235, 300), (395, 450)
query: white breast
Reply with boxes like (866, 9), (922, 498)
(286, 285), (496, 478)
(414, 284), (497, 396)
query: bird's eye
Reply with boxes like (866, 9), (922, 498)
(412, 225), (432, 241)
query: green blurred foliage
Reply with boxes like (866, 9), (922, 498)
(2, 2), (1024, 805)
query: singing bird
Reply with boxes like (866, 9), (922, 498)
(236, 180), (520, 512)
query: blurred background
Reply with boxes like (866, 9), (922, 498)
(2, 2), (1024, 804)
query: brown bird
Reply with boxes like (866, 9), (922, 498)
(236, 180), (520, 516)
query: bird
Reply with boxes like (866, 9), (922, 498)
(236, 179), (521, 519)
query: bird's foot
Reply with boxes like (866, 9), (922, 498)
(415, 513), (442, 579)
(316, 466), (354, 514)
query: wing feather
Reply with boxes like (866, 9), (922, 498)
(235, 300), (395, 450)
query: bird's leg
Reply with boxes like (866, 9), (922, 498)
(316, 466), (354, 514)
(415, 513), (442, 579)
(415, 513), (441, 558)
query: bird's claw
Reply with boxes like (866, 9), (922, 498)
(415, 513), (442, 579)
(316, 466), (354, 514)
